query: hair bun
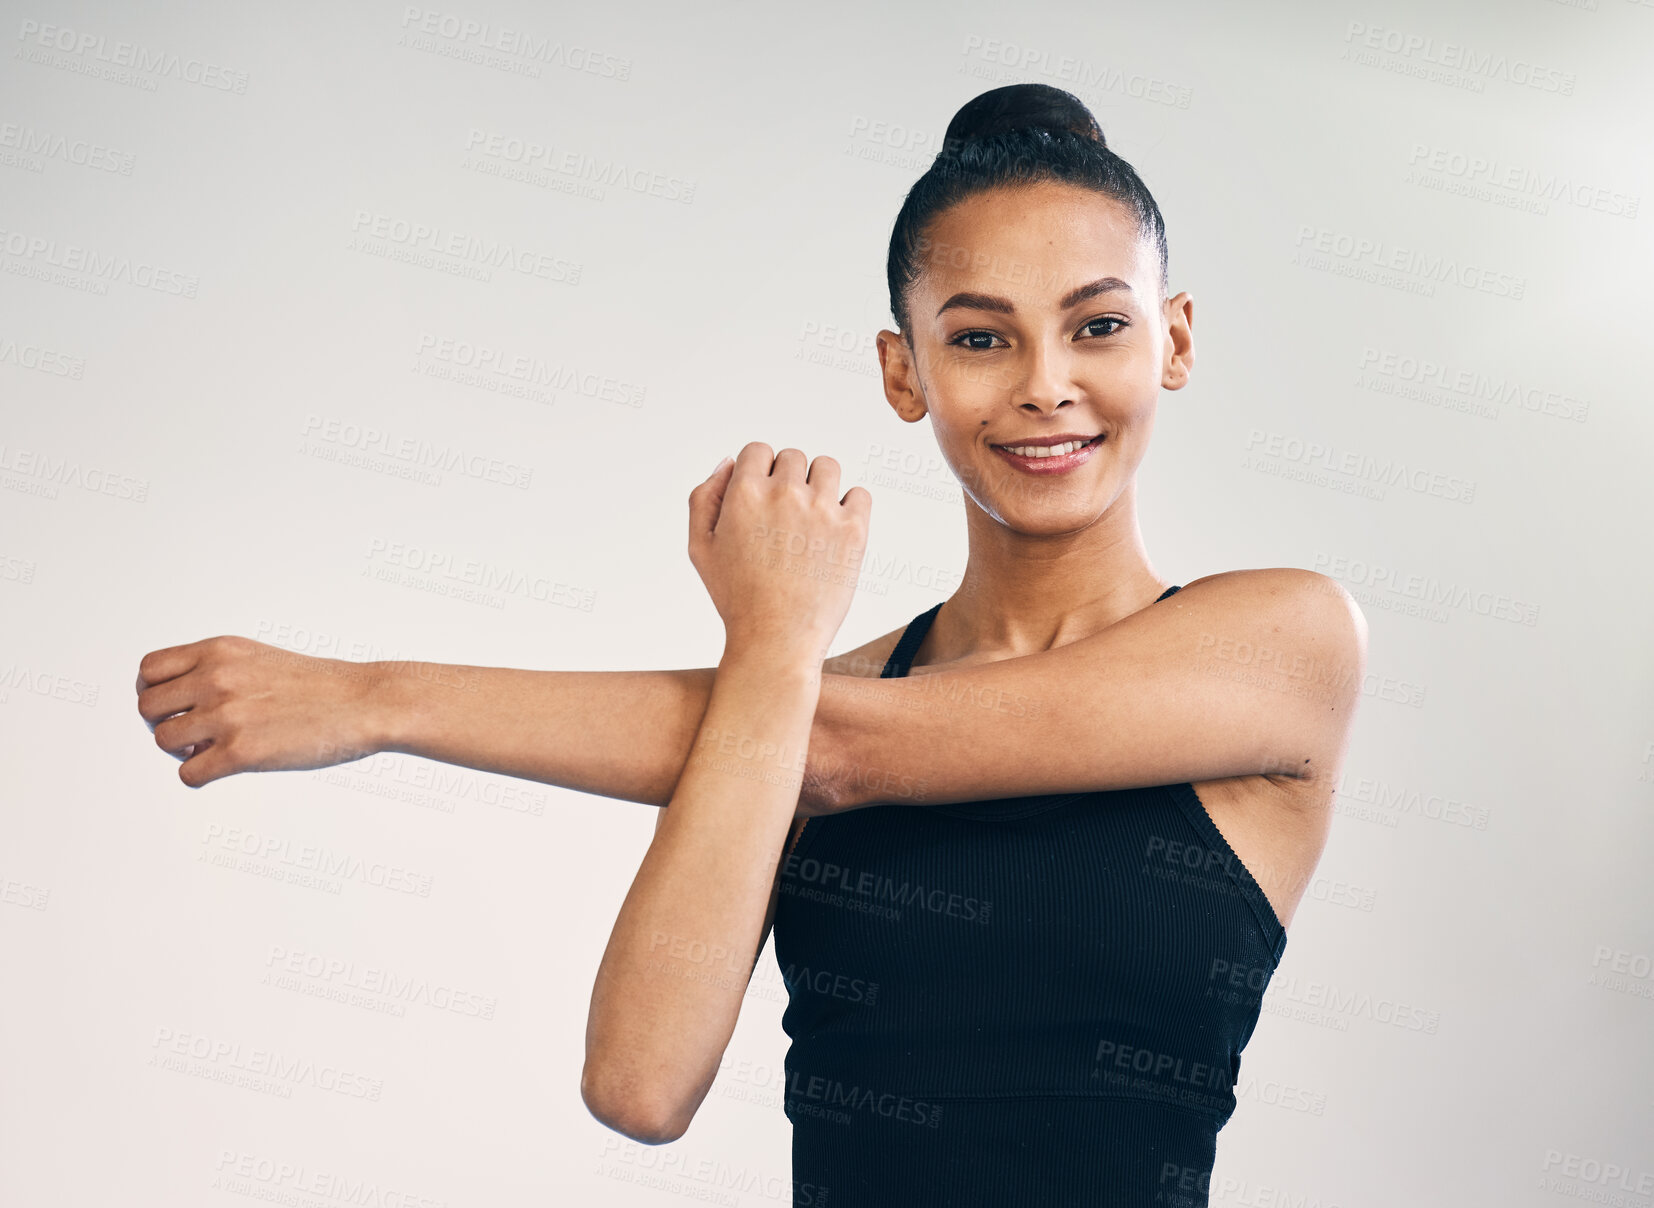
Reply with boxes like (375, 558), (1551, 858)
(943, 84), (1106, 149)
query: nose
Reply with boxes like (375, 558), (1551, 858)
(1011, 337), (1076, 415)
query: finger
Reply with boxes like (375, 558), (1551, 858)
(136, 639), (212, 693)
(771, 447), (808, 484)
(806, 454), (841, 500)
(689, 456), (735, 547)
(840, 484), (874, 519)
(179, 738), (233, 787)
(137, 676), (201, 727)
(154, 709), (216, 759)
(733, 441), (775, 482)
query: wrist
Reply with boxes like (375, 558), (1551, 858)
(718, 634), (827, 683)
(364, 660), (411, 754)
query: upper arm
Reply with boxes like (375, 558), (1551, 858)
(818, 568), (1368, 807)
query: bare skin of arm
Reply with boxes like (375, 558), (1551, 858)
(579, 443), (869, 1143)
(134, 486), (1362, 1144)
(136, 567), (1363, 814)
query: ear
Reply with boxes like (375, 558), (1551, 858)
(1160, 291), (1194, 391)
(876, 329), (929, 422)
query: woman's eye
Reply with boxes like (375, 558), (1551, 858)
(952, 330), (1003, 351)
(1080, 317), (1125, 339)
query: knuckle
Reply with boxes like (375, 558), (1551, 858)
(219, 732), (252, 769)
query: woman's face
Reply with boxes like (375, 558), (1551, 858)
(879, 180), (1193, 536)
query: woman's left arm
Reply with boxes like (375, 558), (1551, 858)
(810, 568), (1368, 811)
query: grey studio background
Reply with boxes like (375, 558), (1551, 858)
(2, 0), (1651, 1204)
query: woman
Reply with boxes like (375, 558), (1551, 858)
(136, 84), (1365, 1206)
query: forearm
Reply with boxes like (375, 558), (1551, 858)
(581, 646), (819, 1140)
(370, 660), (727, 806)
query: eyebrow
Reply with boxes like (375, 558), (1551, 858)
(935, 276), (1135, 318)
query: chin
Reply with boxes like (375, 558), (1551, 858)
(975, 491), (1108, 535)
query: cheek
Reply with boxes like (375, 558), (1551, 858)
(919, 345), (1016, 399)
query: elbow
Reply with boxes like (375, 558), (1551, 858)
(580, 1061), (694, 1145)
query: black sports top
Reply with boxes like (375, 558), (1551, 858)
(771, 585), (1288, 1207)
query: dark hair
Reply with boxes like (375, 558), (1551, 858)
(885, 84), (1169, 335)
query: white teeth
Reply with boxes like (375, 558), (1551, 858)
(1004, 439), (1089, 457)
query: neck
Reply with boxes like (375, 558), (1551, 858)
(935, 479), (1165, 663)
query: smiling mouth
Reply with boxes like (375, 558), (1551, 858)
(991, 434), (1104, 458)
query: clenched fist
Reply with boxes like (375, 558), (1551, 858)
(689, 443), (872, 664)
(135, 636), (386, 787)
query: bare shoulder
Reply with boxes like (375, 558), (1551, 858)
(1178, 566), (1366, 627)
(1170, 567), (1368, 797)
(1173, 567), (1368, 698)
